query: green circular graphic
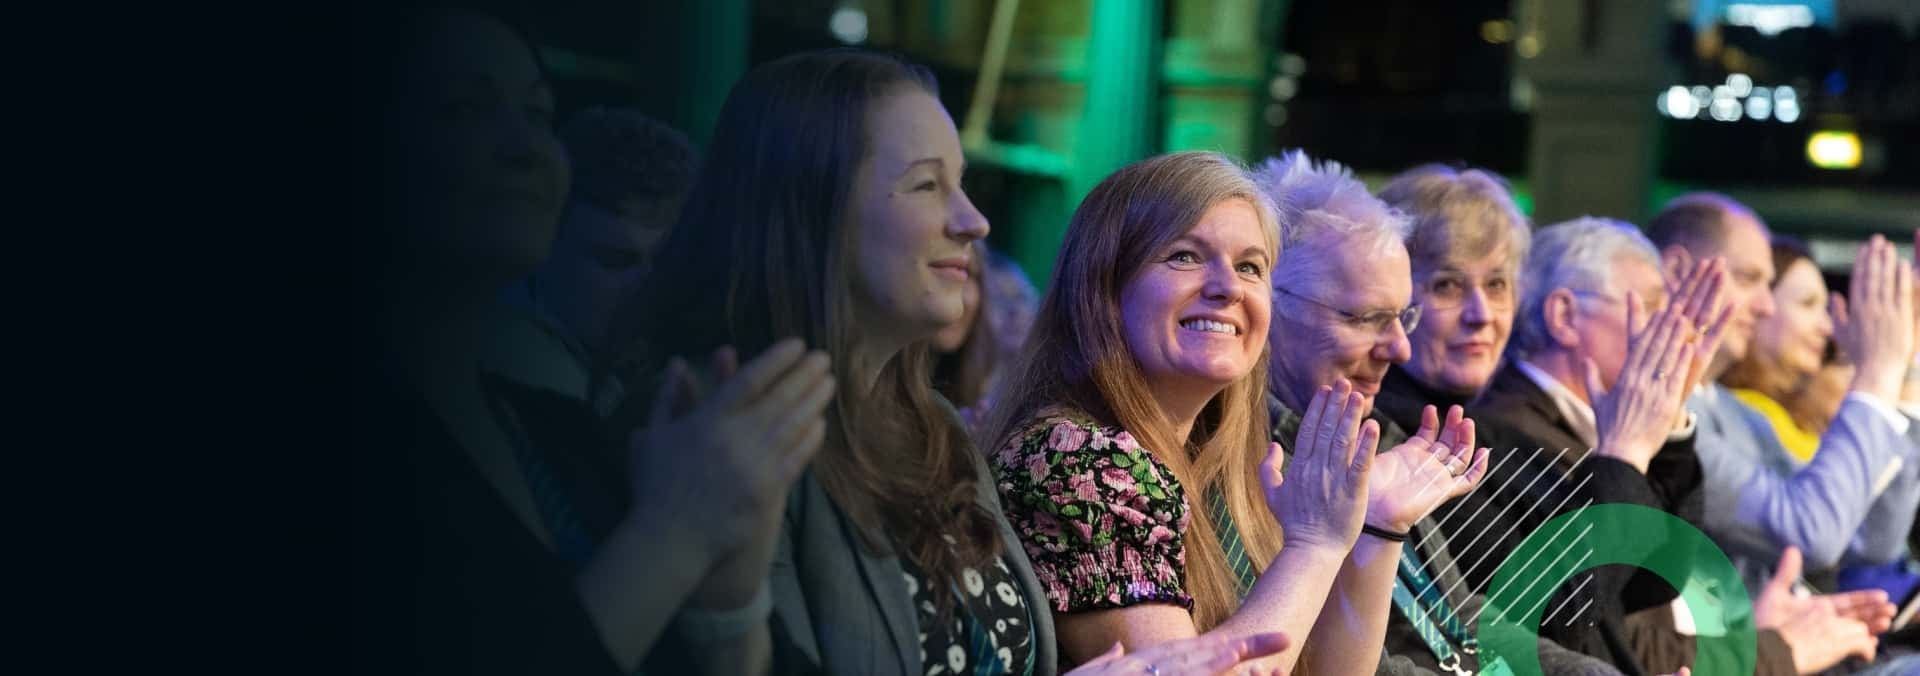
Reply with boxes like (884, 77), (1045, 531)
(1476, 503), (1755, 675)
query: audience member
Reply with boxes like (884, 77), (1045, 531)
(1258, 155), (1611, 675)
(1373, 164), (1531, 434)
(504, 107), (697, 405)
(348, 8), (830, 674)
(983, 150), (1486, 674)
(623, 50), (1291, 676)
(1648, 193), (1916, 608)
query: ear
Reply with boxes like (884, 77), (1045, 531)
(1659, 245), (1695, 288)
(1544, 288), (1583, 350)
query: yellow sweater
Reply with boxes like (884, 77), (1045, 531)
(1731, 388), (1819, 464)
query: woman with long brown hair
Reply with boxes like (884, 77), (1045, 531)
(624, 50), (1291, 675)
(982, 151), (1486, 673)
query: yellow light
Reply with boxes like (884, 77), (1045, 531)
(1806, 131), (1862, 170)
(1481, 20), (1513, 44)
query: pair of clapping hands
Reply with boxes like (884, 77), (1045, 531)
(1595, 236), (1918, 474)
(1266, 380), (1493, 553)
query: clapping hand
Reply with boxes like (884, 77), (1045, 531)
(627, 339), (835, 600)
(1832, 235), (1915, 402)
(1755, 547), (1889, 675)
(1588, 292), (1698, 474)
(1264, 380), (1378, 552)
(1364, 404), (1490, 533)
(1665, 257), (1734, 398)
(1066, 632), (1292, 676)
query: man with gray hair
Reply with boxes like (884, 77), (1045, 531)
(1252, 151), (1620, 676)
(1457, 217), (1875, 675)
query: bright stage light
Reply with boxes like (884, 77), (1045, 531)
(1806, 131), (1861, 170)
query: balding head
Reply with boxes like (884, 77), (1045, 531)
(1647, 192), (1778, 369)
(1646, 192), (1764, 256)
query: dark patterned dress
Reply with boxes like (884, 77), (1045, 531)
(899, 547), (1037, 675)
(989, 412), (1193, 613)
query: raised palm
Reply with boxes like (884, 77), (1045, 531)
(1365, 404), (1488, 533)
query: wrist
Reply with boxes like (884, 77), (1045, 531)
(1594, 444), (1651, 474)
(675, 580), (773, 644)
(1363, 505), (1418, 534)
(1360, 522), (1410, 542)
(1853, 368), (1904, 402)
(1276, 535), (1354, 564)
(624, 504), (723, 569)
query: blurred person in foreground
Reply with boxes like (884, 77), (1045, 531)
(348, 8), (831, 674)
(493, 107), (698, 409)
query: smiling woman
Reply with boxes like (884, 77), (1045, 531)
(615, 48), (1050, 676)
(1720, 237), (1835, 463)
(982, 151), (1415, 674)
(1372, 164), (1531, 432)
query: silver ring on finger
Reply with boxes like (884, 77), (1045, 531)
(1144, 663), (1161, 676)
(1651, 370), (1665, 382)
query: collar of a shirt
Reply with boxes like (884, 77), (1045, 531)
(1515, 359), (1599, 448)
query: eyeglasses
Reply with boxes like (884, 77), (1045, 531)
(1419, 272), (1515, 311)
(1274, 286), (1422, 335)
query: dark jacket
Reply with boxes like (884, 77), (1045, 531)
(1267, 393), (1622, 676)
(1455, 361), (1793, 676)
(1374, 366), (1478, 437)
(349, 376), (623, 676)
(763, 407), (1060, 676)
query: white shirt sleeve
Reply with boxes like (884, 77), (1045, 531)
(1667, 410), (1697, 441)
(1847, 391), (1911, 437)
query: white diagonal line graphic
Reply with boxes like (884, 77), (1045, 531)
(1540, 569), (1596, 626)
(1431, 497), (1593, 626)
(1471, 499), (1593, 605)
(1404, 446), (1567, 585)
(1475, 530), (1594, 626)
(1408, 446), (1595, 586)
(1426, 453), (1595, 595)
(1454, 472), (1595, 589)
(1564, 598), (1594, 627)
(1437, 446), (1565, 537)
(1517, 549), (1595, 622)
(1413, 445), (1523, 547)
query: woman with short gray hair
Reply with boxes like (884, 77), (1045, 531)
(1372, 164), (1531, 434)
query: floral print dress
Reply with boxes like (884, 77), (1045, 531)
(990, 412), (1193, 612)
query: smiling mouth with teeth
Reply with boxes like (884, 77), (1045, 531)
(1180, 319), (1238, 335)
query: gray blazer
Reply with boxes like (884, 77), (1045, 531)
(770, 449), (1060, 676)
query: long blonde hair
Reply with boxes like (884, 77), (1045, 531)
(980, 151), (1284, 630)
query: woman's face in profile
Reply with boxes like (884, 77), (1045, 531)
(386, 10), (569, 279)
(849, 90), (989, 339)
(931, 268), (982, 353)
(1755, 258), (1834, 380)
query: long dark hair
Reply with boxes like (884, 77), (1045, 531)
(611, 49), (999, 609)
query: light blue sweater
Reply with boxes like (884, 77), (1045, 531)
(1690, 383), (1920, 593)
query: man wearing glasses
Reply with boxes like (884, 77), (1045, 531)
(1250, 153), (1619, 676)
